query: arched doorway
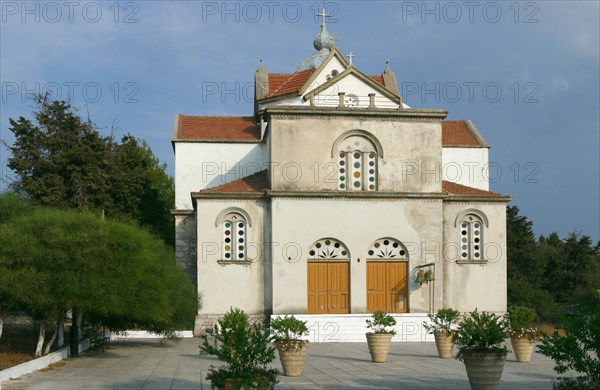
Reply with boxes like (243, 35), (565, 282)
(366, 238), (409, 313)
(307, 238), (350, 314)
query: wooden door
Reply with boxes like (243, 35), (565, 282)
(367, 261), (408, 313)
(307, 262), (349, 314)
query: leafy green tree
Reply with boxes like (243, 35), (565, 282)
(0, 204), (198, 355)
(5, 95), (174, 246)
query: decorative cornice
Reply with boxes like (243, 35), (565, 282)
(444, 195), (512, 203)
(267, 190), (447, 200)
(260, 106), (448, 122)
(171, 209), (195, 216)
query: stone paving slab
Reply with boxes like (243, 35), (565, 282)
(1, 338), (559, 389)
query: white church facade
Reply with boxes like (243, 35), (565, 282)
(172, 20), (511, 339)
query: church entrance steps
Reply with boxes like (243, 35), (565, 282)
(271, 313), (434, 343)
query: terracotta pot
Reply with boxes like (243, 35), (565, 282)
(433, 331), (454, 358)
(463, 352), (507, 390)
(276, 340), (309, 377)
(366, 333), (393, 363)
(510, 336), (535, 363)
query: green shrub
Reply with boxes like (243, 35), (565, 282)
(199, 308), (278, 389)
(423, 308), (461, 335)
(455, 309), (510, 361)
(538, 304), (600, 389)
(366, 310), (397, 335)
(508, 305), (539, 340)
(270, 315), (309, 352)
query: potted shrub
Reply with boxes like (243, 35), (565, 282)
(423, 308), (461, 358)
(507, 305), (539, 363)
(365, 310), (397, 363)
(270, 315), (309, 377)
(455, 309), (510, 390)
(199, 308), (279, 390)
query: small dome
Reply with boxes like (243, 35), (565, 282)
(313, 25), (335, 51)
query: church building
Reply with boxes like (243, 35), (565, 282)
(172, 17), (511, 340)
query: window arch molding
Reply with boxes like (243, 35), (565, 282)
(308, 237), (351, 260)
(453, 209), (489, 228)
(215, 207), (252, 227)
(330, 129), (384, 158)
(367, 237), (409, 260)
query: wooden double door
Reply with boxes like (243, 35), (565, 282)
(307, 262), (349, 314)
(367, 261), (408, 313)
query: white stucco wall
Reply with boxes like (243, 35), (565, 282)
(174, 142), (267, 209)
(442, 147), (490, 191)
(442, 202), (507, 313)
(313, 74), (398, 108)
(269, 198), (444, 314)
(269, 116), (442, 193)
(195, 199), (267, 316)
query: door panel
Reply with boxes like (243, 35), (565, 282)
(307, 262), (349, 314)
(367, 261), (408, 313)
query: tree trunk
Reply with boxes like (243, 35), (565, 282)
(43, 323), (59, 355)
(57, 317), (64, 348)
(0, 317), (3, 340)
(70, 309), (82, 357)
(35, 322), (46, 358)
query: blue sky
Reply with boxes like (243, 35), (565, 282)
(1, 1), (598, 242)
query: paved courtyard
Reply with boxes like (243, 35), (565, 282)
(2, 338), (559, 389)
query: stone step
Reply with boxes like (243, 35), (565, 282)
(271, 314), (435, 343)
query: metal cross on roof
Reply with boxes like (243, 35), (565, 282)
(347, 51), (355, 65)
(317, 8), (329, 27)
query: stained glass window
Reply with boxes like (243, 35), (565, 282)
(223, 214), (246, 260)
(368, 238), (408, 259)
(338, 150), (377, 191)
(460, 216), (483, 260)
(308, 238), (350, 260)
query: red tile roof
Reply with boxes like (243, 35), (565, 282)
(369, 75), (384, 85)
(442, 120), (483, 146)
(176, 115), (260, 141)
(199, 170), (269, 193)
(267, 69), (315, 98)
(442, 180), (501, 197)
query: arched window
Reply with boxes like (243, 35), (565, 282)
(221, 212), (247, 261)
(459, 216), (483, 260)
(332, 130), (383, 192)
(308, 238), (350, 260)
(368, 238), (409, 260)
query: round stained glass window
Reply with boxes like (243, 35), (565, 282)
(354, 152), (360, 159)
(383, 240), (389, 245)
(339, 160), (345, 166)
(369, 169), (375, 174)
(225, 245), (231, 251)
(474, 238), (479, 243)
(354, 172), (361, 178)
(354, 181), (361, 188)
(354, 162), (361, 169)
(238, 230), (244, 236)
(334, 242), (340, 248)
(461, 222), (468, 228)
(225, 253), (231, 259)
(461, 231), (467, 235)
(316, 243), (321, 248)
(369, 161), (375, 167)
(474, 223), (480, 228)
(368, 250), (374, 256)
(238, 253), (244, 259)
(225, 230), (231, 236)
(462, 252), (468, 258)
(462, 237), (467, 243)
(225, 237), (231, 243)
(238, 238), (244, 243)
(239, 245), (244, 251)
(309, 250), (315, 256)
(474, 253), (480, 258)
(369, 152), (375, 159)
(340, 183), (345, 189)
(341, 251), (347, 256)
(474, 245), (479, 250)
(339, 152), (345, 158)
(392, 242), (399, 248)
(400, 250), (405, 256)
(462, 245), (467, 250)
(340, 168), (345, 174)
(225, 222), (231, 228)
(374, 242), (380, 248)
(325, 240), (331, 245)
(369, 177), (375, 182)
(340, 175), (345, 181)
(369, 185), (375, 190)
(474, 231), (479, 236)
